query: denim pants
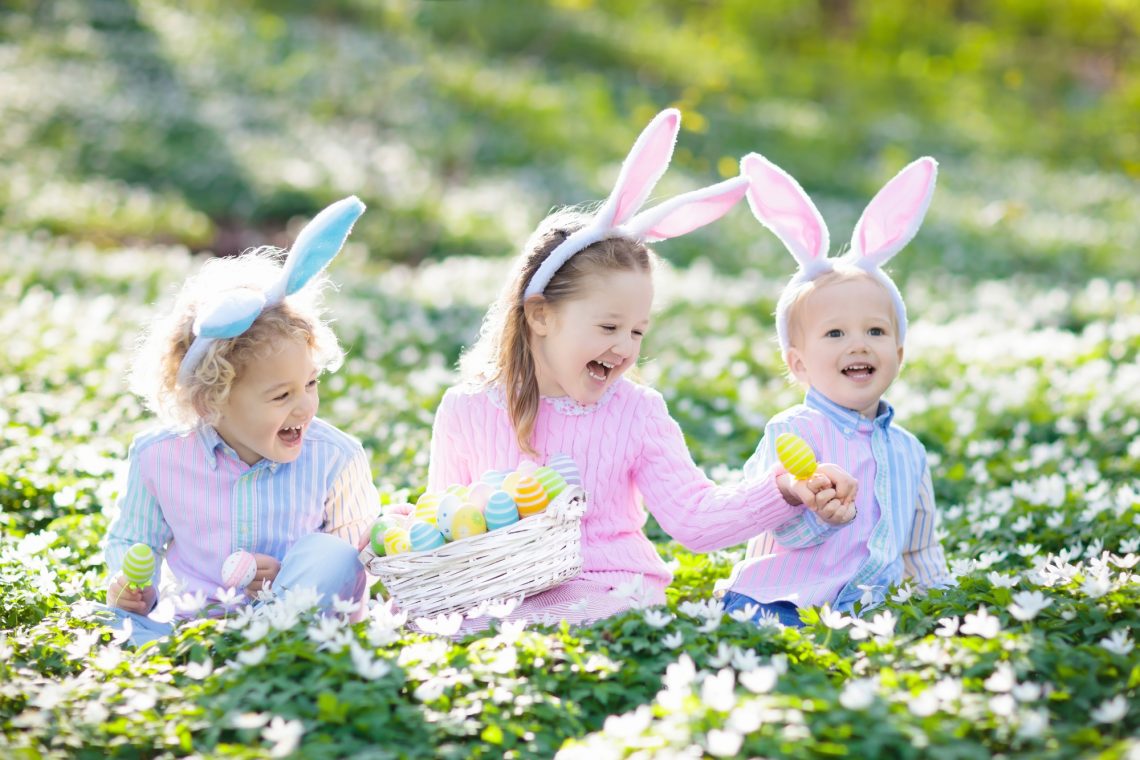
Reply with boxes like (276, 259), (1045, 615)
(88, 532), (366, 647)
(722, 590), (805, 628)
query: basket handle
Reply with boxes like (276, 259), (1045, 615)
(548, 486), (587, 523)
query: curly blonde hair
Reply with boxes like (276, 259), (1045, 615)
(130, 248), (343, 429)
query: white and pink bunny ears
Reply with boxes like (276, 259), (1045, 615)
(741, 153), (938, 352)
(523, 108), (749, 298)
(176, 196), (366, 385)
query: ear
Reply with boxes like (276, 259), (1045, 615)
(784, 346), (811, 384)
(896, 342), (905, 368)
(270, 195), (366, 302)
(194, 288), (266, 339)
(595, 108), (681, 229)
(522, 296), (555, 337)
(624, 175), (748, 241)
(741, 153), (830, 273)
(849, 157), (937, 268)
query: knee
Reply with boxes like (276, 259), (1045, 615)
(281, 533), (364, 601)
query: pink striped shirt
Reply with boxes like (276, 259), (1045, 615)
(427, 378), (804, 625)
(722, 388), (953, 611)
(104, 419), (378, 612)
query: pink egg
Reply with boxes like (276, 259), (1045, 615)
(516, 459), (539, 475)
(466, 482), (493, 511)
(221, 550), (257, 589)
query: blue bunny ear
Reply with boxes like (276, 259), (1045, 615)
(194, 288), (267, 339)
(271, 196), (366, 301)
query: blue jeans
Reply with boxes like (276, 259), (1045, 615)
(87, 532), (366, 647)
(722, 591), (805, 628)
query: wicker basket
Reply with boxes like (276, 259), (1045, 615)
(359, 486), (587, 618)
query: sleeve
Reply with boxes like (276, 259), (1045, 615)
(744, 419), (849, 550)
(426, 388), (473, 491)
(321, 446), (380, 547)
(104, 441), (173, 590)
(901, 457), (955, 589)
(633, 391), (807, 553)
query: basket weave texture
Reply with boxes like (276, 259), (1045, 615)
(359, 486), (587, 618)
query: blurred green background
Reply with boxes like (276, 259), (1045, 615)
(1, 0), (1138, 283)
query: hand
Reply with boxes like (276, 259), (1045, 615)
(247, 553), (281, 597)
(107, 574), (157, 615)
(778, 465), (858, 527)
(815, 463), (858, 507)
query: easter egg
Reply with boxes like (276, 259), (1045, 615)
(466, 482), (493, 511)
(508, 474), (550, 518)
(481, 469), (508, 488)
(370, 521), (389, 555)
(414, 491), (443, 525)
(484, 490), (520, 530)
(516, 459), (539, 475)
(383, 527), (412, 555)
(434, 494), (464, 540)
(446, 484), (469, 500)
(408, 520), (446, 552)
(122, 543), (155, 588)
(500, 471), (523, 495)
(547, 454), (582, 486)
(450, 505), (487, 540)
(383, 501), (414, 519)
(533, 466), (567, 500)
(775, 432), (818, 480)
(221, 549), (258, 589)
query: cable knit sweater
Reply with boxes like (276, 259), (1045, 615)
(427, 377), (806, 625)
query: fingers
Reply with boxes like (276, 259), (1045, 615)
(813, 498), (857, 526)
(247, 554), (282, 595)
(108, 576), (155, 614)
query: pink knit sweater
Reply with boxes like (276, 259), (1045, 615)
(427, 378), (804, 626)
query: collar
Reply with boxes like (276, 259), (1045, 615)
(804, 387), (895, 437)
(197, 425), (280, 472)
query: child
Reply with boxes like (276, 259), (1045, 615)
(719, 153), (954, 627)
(428, 109), (858, 630)
(97, 197), (379, 646)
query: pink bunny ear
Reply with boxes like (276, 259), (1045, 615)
(596, 108), (681, 228)
(850, 157), (937, 267)
(741, 153), (830, 272)
(625, 175), (748, 241)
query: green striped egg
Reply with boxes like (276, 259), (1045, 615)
(533, 466), (567, 500)
(122, 543), (155, 588)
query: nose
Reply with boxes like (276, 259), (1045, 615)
(611, 332), (637, 359)
(294, 388), (318, 420)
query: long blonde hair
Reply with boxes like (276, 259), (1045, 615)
(461, 209), (655, 455)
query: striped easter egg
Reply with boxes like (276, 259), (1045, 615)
(516, 459), (539, 475)
(370, 520), (389, 555)
(414, 491), (443, 525)
(484, 490), (520, 530)
(500, 471), (523, 496)
(533, 466), (567, 500)
(434, 494), (464, 540)
(547, 454), (582, 486)
(383, 526), (412, 555)
(450, 505), (487, 540)
(446, 483), (469, 500)
(221, 549), (257, 588)
(408, 520), (446, 552)
(480, 469), (508, 488)
(775, 432), (818, 480)
(122, 543), (155, 588)
(508, 474), (550, 518)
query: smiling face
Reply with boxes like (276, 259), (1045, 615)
(785, 274), (904, 419)
(526, 269), (654, 404)
(213, 336), (320, 465)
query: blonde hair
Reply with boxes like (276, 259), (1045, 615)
(461, 208), (655, 455)
(130, 248), (343, 429)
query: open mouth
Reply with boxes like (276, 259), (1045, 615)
(587, 360), (616, 382)
(842, 363), (875, 380)
(277, 424), (304, 446)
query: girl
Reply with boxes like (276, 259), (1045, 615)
(97, 197), (379, 645)
(428, 110), (857, 628)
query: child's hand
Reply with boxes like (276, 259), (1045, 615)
(107, 574), (157, 615)
(777, 464), (858, 526)
(815, 463), (858, 507)
(247, 553), (281, 596)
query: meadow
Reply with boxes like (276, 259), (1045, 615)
(2, 1), (1139, 757)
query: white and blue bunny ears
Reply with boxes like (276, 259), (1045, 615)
(176, 196), (366, 385)
(740, 153), (938, 352)
(523, 108), (750, 298)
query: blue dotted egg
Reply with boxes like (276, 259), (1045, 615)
(434, 494), (464, 541)
(408, 520), (446, 551)
(483, 490), (520, 531)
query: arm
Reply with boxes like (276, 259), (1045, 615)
(633, 391), (808, 553)
(321, 447), (380, 550)
(104, 443), (172, 611)
(901, 459), (955, 589)
(426, 388), (473, 491)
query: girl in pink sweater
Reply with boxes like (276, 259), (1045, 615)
(428, 109), (856, 628)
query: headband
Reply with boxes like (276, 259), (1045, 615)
(176, 195), (366, 385)
(740, 153), (938, 352)
(523, 108), (749, 299)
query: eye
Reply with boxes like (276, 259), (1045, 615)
(600, 325), (617, 333)
(632, 330), (645, 339)
(273, 392), (289, 402)
(825, 329), (843, 338)
(869, 327), (887, 337)
(306, 378), (320, 389)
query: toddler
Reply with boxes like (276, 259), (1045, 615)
(428, 110), (858, 630)
(720, 154), (954, 627)
(98, 197), (378, 645)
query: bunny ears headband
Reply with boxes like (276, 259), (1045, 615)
(523, 108), (749, 299)
(176, 196), (366, 385)
(741, 153), (938, 353)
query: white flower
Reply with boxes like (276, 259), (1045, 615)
(1099, 629), (1135, 656)
(697, 615), (722, 633)
(243, 618), (270, 644)
(331, 594), (360, 616)
(740, 665), (777, 694)
(731, 647), (762, 672)
(65, 629), (100, 660)
(349, 644), (391, 680)
(890, 583), (915, 603)
(1012, 681), (1042, 702)
(701, 668), (736, 713)
(1017, 708), (1049, 739)
(111, 617), (134, 647)
(1008, 590), (1052, 621)
(1090, 695), (1128, 724)
(728, 602), (760, 623)
(662, 631), (684, 649)
(488, 646), (518, 675)
(987, 571), (1019, 588)
(989, 693), (1016, 717)
(413, 612), (464, 637)
(174, 590), (208, 614)
(818, 604), (851, 630)
(663, 655), (697, 693)
(92, 646), (123, 671)
(1045, 513), (1065, 529)
(1016, 543), (1041, 558)
(1080, 572), (1112, 598)
(414, 678), (447, 702)
(486, 595), (523, 618)
(984, 663), (1015, 692)
(236, 645), (267, 666)
(933, 677), (962, 703)
(708, 642), (735, 669)
(262, 716), (304, 757)
(232, 712), (270, 729)
(185, 659), (213, 680)
(838, 679), (877, 710)
(857, 584), (879, 609)
(215, 586), (244, 608)
(642, 609), (674, 629)
(961, 606), (1001, 639)
(307, 616), (346, 648)
(908, 689), (939, 717)
(1112, 553), (1139, 570)
(935, 616), (960, 637)
(603, 705), (652, 740)
(706, 728), (743, 757)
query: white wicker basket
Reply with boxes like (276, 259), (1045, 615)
(359, 486), (587, 618)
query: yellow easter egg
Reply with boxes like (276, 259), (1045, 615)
(500, 471), (523, 495)
(450, 505), (488, 540)
(414, 491), (443, 526)
(383, 527), (412, 555)
(775, 432), (817, 480)
(509, 474), (550, 518)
